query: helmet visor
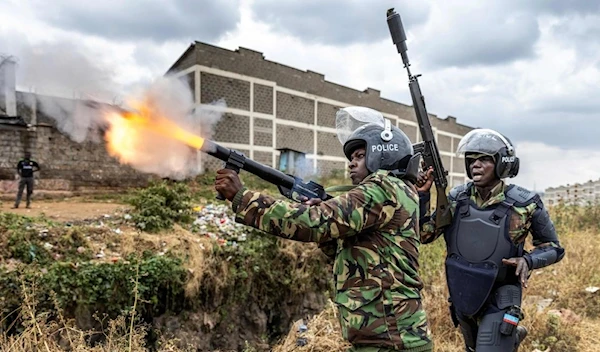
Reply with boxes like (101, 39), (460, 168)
(336, 107), (385, 145)
(456, 129), (513, 157)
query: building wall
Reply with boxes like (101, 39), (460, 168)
(0, 95), (152, 191)
(168, 42), (473, 185)
(1, 41), (474, 192)
(0, 125), (152, 191)
(544, 180), (600, 206)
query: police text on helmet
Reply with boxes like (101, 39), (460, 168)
(372, 144), (400, 153)
(501, 156), (516, 163)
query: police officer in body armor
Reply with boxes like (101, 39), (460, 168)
(14, 152), (40, 209)
(417, 129), (565, 352)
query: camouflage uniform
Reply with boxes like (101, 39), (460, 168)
(232, 170), (433, 352)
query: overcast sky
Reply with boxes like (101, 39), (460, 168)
(1, 0), (599, 191)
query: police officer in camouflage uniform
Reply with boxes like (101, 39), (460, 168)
(215, 117), (433, 352)
(417, 129), (565, 352)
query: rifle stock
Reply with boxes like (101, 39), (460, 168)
(387, 8), (452, 229)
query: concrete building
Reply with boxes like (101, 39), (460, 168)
(1, 42), (474, 192)
(544, 179), (600, 206)
(167, 42), (474, 187)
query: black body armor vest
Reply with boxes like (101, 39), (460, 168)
(444, 184), (525, 317)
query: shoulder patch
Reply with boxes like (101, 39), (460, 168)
(449, 182), (472, 201)
(505, 185), (538, 205)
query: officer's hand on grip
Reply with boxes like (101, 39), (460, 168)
(416, 166), (434, 193)
(502, 257), (530, 288)
(299, 196), (323, 206)
(215, 169), (244, 201)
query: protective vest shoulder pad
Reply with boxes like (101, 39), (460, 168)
(505, 185), (538, 206)
(449, 182), (472, 201)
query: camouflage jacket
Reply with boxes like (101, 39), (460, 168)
(420, 181), (563, 263)
(232, 170), (433, 351)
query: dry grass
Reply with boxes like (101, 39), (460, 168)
(0, 273), (164, 352)
(271, 205), (600, 352)
(83, 224), (221, 298)
(2, 202), (600, 351)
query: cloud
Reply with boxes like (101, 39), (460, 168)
(0, 30), (119, 102)
(28, 0), (241, 43)
(526, 0), (600, 15)
(249, 0), (430, 46)
(414, 1), (540, 68)
(510, 141), (600, 191)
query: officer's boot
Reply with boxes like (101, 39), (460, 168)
(513, 325), (528, 352)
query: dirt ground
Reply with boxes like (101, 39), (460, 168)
(0, 198), (129, 221)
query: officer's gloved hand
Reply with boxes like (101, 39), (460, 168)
(502, 257), (530, 288)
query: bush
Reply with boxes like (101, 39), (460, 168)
(128, 180), (195, 232)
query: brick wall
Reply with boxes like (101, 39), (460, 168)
(168, 43), (475, 136)
(0, 128), (34, 180)
(212, 114), (250, 144)
(276, 92), (314, 124)
(317, 102), (340, 129)
(438, 135), (452, 152)
(253, 84), (273, 114)
(398, 123), (417, 143)
(254, 151), (273, 167)
(253, 118), (272, 147)
(452, 157), (465, 174)
(275, 125), (313, 154)
(316, 160), (346, 177)
(0, 125), (152, 191)
(317, 131), (344, 158)
(201, 73), (250, 110)
(165, 42), (476, 180)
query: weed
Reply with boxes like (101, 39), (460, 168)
(127, 180), (194, 232)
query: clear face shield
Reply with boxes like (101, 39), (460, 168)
(456, 128), (515, 157)
(335, 107), (386, 145)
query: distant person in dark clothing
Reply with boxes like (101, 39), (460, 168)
(14, 152), (40, 209)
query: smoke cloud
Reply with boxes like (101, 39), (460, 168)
(104, 76), (226, 180)
(2, 35), (225, 180)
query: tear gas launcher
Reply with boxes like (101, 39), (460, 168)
(93, 101), (333, 202)
(202, 140), (332, 202)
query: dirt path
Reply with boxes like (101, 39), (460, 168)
(0, 199), (130, 221)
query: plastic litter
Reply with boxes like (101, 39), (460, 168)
(190, 204), (251, 247)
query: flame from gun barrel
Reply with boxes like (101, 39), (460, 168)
(104, 101), (208, 163)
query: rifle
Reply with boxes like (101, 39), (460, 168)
(203, 140), (332, 202)
(386, 8), (452, 229)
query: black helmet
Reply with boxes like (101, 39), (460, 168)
(343, 119), (418, 181)
(456, 128), (519, 179)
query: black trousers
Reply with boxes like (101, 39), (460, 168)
(15, 177), (34, 207)
(455, 284), (522, 352)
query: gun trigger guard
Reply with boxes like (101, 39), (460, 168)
(277, 184), (293, 199)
